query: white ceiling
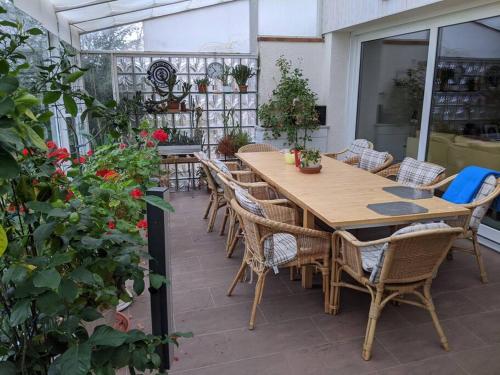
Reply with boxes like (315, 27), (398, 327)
(51, 0), (237, 33)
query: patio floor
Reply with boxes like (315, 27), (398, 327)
(131, 190), (500, 375)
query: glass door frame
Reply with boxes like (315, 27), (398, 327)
(346, 3), (500, 248)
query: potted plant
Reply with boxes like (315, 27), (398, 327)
(258, 57), (320, 152)
(299, 149), (322, 173)
(231, 64), (255, 93)
(216, 108), (251, 157)
(165, 74), (191, 112)
(195, 77), (210, 93)
(221, 65), (232, 92)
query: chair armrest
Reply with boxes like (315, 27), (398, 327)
(463, 183), (500, 209)
(377, 163), (401, 179)
(344, 156), (359, 166)
(419, 174), (457, 191)
(225, 161), (240, 171)
(324, 148), (349, 159)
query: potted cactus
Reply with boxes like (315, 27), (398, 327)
(195, 77), (210, 93)
(165, 74), (191, 112)
(221, 65), (232, 92)
(231, 64), (255, 93)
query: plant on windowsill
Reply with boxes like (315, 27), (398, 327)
(258, 56), (319, 153)
(220, 65), (232, 93)
(216, 108), (251, 158)
(298, 149), (322, 173)
(195, 77), (210, 93)
(231, 64), (255, 93)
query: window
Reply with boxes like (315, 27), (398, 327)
(356, 30), (430, 162)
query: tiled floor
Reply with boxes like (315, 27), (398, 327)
(126, 190), (500, 375)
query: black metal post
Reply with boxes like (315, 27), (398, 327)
(146, 187), (173, 371)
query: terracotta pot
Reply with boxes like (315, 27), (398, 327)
(238, 84), (248, 93)
(167, 101), (180, 112)
(180, 101), (187, 112)
(298, 165), (322, 174)
(198, 84), (207, 93)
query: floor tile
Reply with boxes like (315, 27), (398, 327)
(376, 355), (466, 375)
(459, 310), (500, 344)
(452, 344), (500, 375)
(173, 287), (214, 314)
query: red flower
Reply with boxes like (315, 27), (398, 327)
(103, 170), (120, 181)
(72, 156), (86, 165)
(87, 149), (93, 156)
(46, 140), (57, 149)
(139, 130), (148, 138)
(107, 220), (116, 230)
(130, 188), (143, 199)
(52, 168), (66, 178)
(7, 203), (16, 213)
(152, 129), (168, 142)
(65, 190), (74, 202)
(146, 140), (155, 148)
(119, 143), (127, 149)
(136, 219), (148, 229)
(22, 148), (29, 157)
(48, 147), (70, 163)
(96, 169), (110, 177)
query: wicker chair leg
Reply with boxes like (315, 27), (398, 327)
(220, 207), (229, 236)
(227, 226), (241, 258)
(227, 260), (248, 296)
(207, 197), (219, 232)
(472, 231), (488, 283)
(330, 264), (342, 315)
(225, 212), (235, 256)
(362, 290), (383, 361)
(249, 272), (266, 330)
(203, 196), (213, 219)
(423, 283), (449, 351)
(321, 267), (330, 313)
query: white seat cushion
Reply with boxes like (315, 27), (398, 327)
(234, 186), (265, 217)
(397, 157), (445, 186)
(470, 175), (497, 230)
(264, 233), (297, 268)
(212, 159), (231, 176)
(361, 222), (450, 283)
(338, 139), (371, 161)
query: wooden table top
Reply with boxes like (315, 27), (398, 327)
(236, 152), (470, 229)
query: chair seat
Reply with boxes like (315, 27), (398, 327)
(360, 244), (386, 274)
(264, 233), (297, 268)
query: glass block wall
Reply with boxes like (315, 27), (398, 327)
(113, 53), (259, 157)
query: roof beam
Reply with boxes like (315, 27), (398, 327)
(70, 0), (190, 25)
(55, 0), (117, 13)
(78, 0), (238, 34)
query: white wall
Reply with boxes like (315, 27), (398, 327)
(258, 0), (319, 37)
(143, 0), (250, 53)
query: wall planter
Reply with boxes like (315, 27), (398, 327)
(158, 144), (202, 155)
(254, 125), (329, 152)
(238, 84), (248, 93)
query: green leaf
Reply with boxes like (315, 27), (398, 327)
(70, 267), (96, 285)
(15, 93), (39, 107)
(27, 27), (43, 35)
(149, 273), (168, 289)
(48, 208), (69, 218)
(142, 195), (175, 213)
(33, 268), (61, 290)
(50, 342), (91, 375)
(0, 97), (15, 115)
(43, 91), (61, 104)
(133, 277), (144, 295)
(63, 94), (78, 117)
(0, 59), (8, 74)
(0, 146), (19, 178)
(37, 291), (63, 314)
(0, 20), (17, 28)
(33, 222), (56, 251)
(81, 307), (102, 322)
(65, 70), (85, 83)
(0, 225), (7, 257)
(25, 125), (47, 150)
(26, 200), (52, 214)
(0, 118), (15, 128)
(10, 300), (31, 326)
(90, 325), (128, 347)
(59, 279), (78, 302)
(0, 76), (19, 94)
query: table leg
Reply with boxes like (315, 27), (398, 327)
(301, 209), (315, 289)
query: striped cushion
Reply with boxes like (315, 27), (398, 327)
(470, 175), (497, 229)
(212, 159), (231, 176)
(397, 157), (445, 187)
(359, 149), (388, 172)
(197, 151), (209, 160)
(363, 222), (450, 283)
(264, 233), (297, 268)
(338, 139), (371, 161)
(234, 186), (265, 217)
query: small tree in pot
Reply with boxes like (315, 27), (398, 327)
(231, 64), (255, 93)
(195, 77), (210, 93)
(258, 57), (319, 151)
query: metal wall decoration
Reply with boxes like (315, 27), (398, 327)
(146, 59), (176, 96)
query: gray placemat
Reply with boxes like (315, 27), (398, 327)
(383, 186), (433, 200)
(367, 201), (429, 216)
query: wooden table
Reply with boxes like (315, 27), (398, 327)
(237, 152), (470, 287)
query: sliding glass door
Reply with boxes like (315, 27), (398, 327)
(427, 16), (500, 231)
(356, 30), (430, 162)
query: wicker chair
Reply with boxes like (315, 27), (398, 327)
(197, 158), (227, 232)
(324, 139), (373, 165)
(238, 143), (278, 153)
(217, 172), (288, 257)
(421, 175), (500, 283)
(330, 225), (463, 360)
(229, 197), (331, 329)
(377, 158), (447, 187)
(354, 150), (394, 174)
